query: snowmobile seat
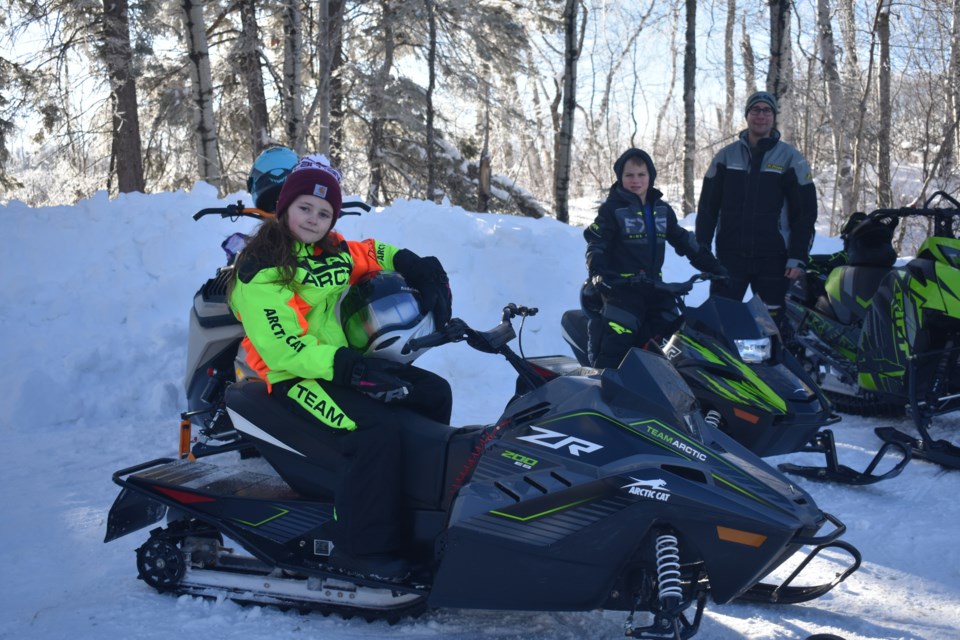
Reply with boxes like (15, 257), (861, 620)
(815, 265), (892, 325)
(225, 380), (465, 509)
(846, 215), (897, 268)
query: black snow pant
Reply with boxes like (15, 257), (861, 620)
(587, 287), (676, 369)
(711, 252), (790, 327)
(276, 366), (452, 556)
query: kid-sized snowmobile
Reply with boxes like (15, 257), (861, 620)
(560, 275), (909, 485)
(182, 200), (370, 457)
(106, 302), (860, 640)
(785, 192), (960, 471)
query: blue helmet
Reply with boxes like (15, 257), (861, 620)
(247, 146), (299, 212)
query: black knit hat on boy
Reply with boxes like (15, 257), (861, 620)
(744, 91), (778, 117)
(275, 155), (343, 223)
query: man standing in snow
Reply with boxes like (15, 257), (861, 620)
(695, 91), (818, 330)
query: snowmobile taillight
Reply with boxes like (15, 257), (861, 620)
(735, 337), (771, 363)
(716, 525), (767, 548)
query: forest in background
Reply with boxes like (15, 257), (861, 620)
(2, 0), (960, 253)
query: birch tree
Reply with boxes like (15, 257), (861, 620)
(181, 0), (221, 188)
(724, 0), (736, 135)
(682, 0), (696, 214)
(767, 0), (792, 136)
(817, 0), (854, 216)
(876, 0), (892, 207)
(282, 0), (303, 150)
(553, 0), (582, 224)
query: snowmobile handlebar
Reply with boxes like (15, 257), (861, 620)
(608, 272), (715, 297)
(862, 192), (960, 239)
(193, 200), (372, 222)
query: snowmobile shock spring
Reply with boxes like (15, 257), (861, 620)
(654, 534), (683, 604)
(703, 410), (722, 429)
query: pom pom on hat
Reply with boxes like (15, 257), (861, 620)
(275, 154), (343, 223)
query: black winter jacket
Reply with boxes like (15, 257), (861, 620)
(696, 129), (817, 268)
(585, 186), (716, 280)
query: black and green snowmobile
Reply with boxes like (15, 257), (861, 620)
(562, 275), (908, 485)
(785, 192), (960, 471)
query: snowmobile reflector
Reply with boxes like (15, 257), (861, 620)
(179, 418), (192, 459)
(734, 337), (771, 363)
(716, 526), (767, 548)
(733, 407), (761, 424)
(155, 486), (216, 504)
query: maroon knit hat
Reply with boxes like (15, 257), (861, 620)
(275, 155), (343, 223)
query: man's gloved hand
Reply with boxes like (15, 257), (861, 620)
(394, 249), (453, 327)
(693, 250), (729, 280)
(333, 348), (412, 402)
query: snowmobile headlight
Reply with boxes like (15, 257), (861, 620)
(734, 337), (771, 363)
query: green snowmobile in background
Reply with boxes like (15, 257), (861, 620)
(785, 192), (960, 471)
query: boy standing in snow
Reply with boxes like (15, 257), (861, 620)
(583, 148), (726, 368)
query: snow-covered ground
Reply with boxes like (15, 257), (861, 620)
(1, 184), (958, 640)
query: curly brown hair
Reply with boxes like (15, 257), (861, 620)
(226, 211), (342, 302)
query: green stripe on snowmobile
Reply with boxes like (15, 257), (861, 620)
(678, 335), (787, 412)
(233, 506), (290, 527)
(490, 497), (596, 521)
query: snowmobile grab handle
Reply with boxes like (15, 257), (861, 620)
(791, 510), (847, 546)
(193, 201), (275, 221)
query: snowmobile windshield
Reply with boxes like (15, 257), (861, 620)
(686, 295), (777, 340)
(602, 349), (701, 436)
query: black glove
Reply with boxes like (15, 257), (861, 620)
(333, 348), (412, 402)
(692, 250), (728, 279)
(394, 249), (453, 327)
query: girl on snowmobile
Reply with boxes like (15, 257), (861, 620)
(227, 154), (453, 580)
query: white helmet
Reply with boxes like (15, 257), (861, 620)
(340, 271), (436, 364)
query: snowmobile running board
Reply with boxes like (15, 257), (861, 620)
(875, 426), (960, 471)
(777, 428), (911, 485)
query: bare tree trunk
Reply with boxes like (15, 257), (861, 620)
(652, 5), (679, 154)
(741, 16), (756, 92)
(367, 0), (395, 205)
(425, 0), (438, 201)
(945, 0), (960, 176)
(316, 0), (343, 159)
(817, 0), (854, 216)
(238, 0), (270, 156)
(102, 0), (145, 193)
(282, 1), (304, 151)
(724, 0), (736, 135)
(553, 0), (582, 224)
(767, 0), (792, 137)
(181, 0), (221, 189)
(877, 0), (892, 207)
(682, 0), (696, 215)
